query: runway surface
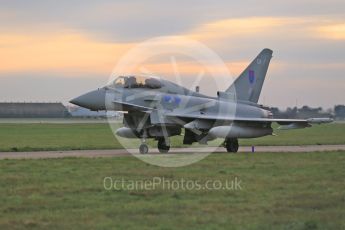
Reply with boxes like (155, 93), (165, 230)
(0, 145), (345, 159)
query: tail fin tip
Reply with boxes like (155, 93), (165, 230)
(226, 48), (273, 103)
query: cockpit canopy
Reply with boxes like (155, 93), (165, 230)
(109, 76), (163, 89)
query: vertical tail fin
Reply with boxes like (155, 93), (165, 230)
(226, 48), (273, 103)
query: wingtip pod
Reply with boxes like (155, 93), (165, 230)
(307, 118), (334, 124)
(278, 117), (333, 130)
(278, 123), (311, 130)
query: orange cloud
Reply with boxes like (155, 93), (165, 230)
(0, 32), (134, 75)
(316, 23), (345, 40)
(127, 61), (237, 77)
(188, 17), (306, 41)
(0, 30), (244, 77)
(0, 16), (339, 77)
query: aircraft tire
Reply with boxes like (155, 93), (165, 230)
(225, 138), (239, 153)
(139, 144), (149, 154)
(158, 139), (170, 153)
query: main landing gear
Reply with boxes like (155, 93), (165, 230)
(225, 138), (239, 153)
(157, 138), (170, 153)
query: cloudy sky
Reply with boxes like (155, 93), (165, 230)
(0, 0), (344, 108)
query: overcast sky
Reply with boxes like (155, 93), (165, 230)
(0, 0), (344, 108)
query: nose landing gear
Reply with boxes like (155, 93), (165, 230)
(139, 139), (170, 154)
(139, 135), (149, 154)
(139, 143), (149, 154)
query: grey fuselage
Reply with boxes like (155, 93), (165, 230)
(70, 77), (272, 141)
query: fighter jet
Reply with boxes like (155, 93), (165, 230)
(70, 49), (333, 154)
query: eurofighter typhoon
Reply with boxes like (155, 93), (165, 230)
(70, 49), (332, 154)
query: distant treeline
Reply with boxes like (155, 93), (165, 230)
(270, 105), (345, 120)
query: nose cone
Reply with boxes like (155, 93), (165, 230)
(70, 89), (106, 111)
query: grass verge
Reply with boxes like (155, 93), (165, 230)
(0, 151), (344, 229)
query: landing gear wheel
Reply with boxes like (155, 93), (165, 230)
(139, 144), (149, 154)
(225, 138), (239, 153)
(157, 138), (170, 153)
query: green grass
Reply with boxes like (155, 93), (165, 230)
(0, 151), (344, 229)
(0, 123), (344, 152)
(239, 122), (345, 146)
(0, 123), (121, 152)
